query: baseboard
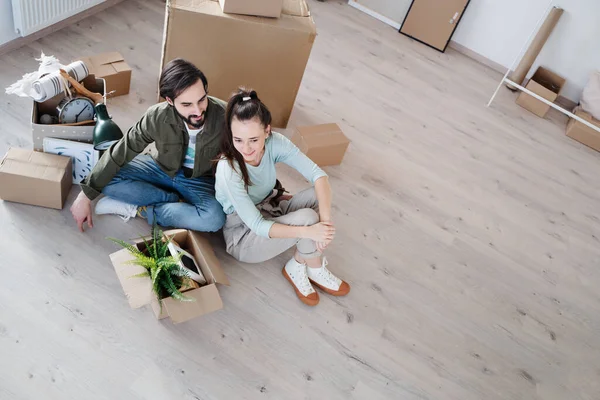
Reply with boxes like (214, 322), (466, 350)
(447, 40), (507, 74)
(0, 0), (126, 56)
(347, 1), (401, 30)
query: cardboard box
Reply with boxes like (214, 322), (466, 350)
(110, 229), (230, 324)
(566, 107), (600, 152)
(160, 0), (316, 128)
(291, 123), (350, 166)
(516, 66), (566, 117)
(0, 148), (72, 209)
(219, 0), (283, 18)
(78, 52), (132, 97)
(32, 76), (106, 151)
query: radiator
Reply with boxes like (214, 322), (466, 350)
(11, 0), (105, 37)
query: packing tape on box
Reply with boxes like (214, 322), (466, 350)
(31, 61), (89, 102)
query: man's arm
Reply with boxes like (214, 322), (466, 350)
(71, 111), (155, 232)
(80, 112), (156, 200)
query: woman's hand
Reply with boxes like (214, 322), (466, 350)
(316, 240), (332, 252)
(305, 221), (335, 243)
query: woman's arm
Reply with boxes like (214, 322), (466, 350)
(269, 176), (334, 242)
(314, 176), (332, 222)
(268, 220), (334, 242)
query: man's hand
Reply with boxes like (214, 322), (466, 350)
(70, 192), (93, 232)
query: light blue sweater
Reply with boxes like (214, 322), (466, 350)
(215, 132), (327, 238)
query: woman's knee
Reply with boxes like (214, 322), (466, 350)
(289, 208), (319, 226)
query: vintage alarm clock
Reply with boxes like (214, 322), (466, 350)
(56, 96), (96, 124)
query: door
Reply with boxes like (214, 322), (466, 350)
(399, 0), (471, 52)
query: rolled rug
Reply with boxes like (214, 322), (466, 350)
(31, 73), (64, 102)
(64, 60), (89, 82)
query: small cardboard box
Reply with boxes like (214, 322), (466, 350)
(32, 76), (106, 151)
(0, 148), (72, 209)
(291, 123), (350, 166)
(110, 229), (230, 324)
(161, 0), (316, 128)
(219, 0), (283, 18)
(516, 66), (566, 118)
(566, 107), (600, 152)
(78, 52), (132, 97)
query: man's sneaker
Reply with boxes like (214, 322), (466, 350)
(282, 257), (319, 306)
(95, 197), (138, 222)
(307, 257), (350, 296)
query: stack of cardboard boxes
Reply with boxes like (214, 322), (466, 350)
(1, 52), (133, 209)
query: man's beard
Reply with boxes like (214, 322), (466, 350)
(176, 108), (205, 129)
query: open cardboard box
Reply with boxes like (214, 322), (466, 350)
(78, 52), (132, 97)
(109, 229), (230, 323)
(31, 75), (106, 151)
(516, 66), (566, 118)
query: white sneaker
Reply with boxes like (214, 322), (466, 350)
(307, 257), (350, 296)
(282, 258), (319, 306)
(95, 197), (138, 222)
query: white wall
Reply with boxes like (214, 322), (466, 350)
(349, 0), (600, 103)
(453, 0), (600, 102)
(0, 0), (19, 45)
(353, 0), (411, 25)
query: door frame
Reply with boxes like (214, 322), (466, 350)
(398, 0), (472, 53)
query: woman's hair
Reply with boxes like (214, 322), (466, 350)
(220, 87), (272, 189)
(159, 58), (208, 101)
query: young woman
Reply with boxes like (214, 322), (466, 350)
(215, 89), (350, 306)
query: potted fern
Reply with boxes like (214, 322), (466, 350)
(108, 224), (197, 308)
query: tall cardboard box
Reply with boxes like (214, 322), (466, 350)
(110, 229), (230, 324)
(566, 107), (600, 152)
(161, 0), (316, 128)
(0, 148), (72, 209)
(32, 76), (106, 151)
(516, 66), (566, 118)
(219, 0), (283, 18)
(291, 123), (350, 166)
(78, 52), (132, 97)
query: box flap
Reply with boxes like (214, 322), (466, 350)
(163, 284), (223, 323)
(91, 51), (125, 66)
(112, 61), (132, 73)
(296, 123), (350, 148)
(110, 248), (153, 308)
(531, 66), (566, 95)
(0, 160), (65, 182)
(3, 148), (71, 169)
(174, 0), (310, 18)
(189, 231), (230, 286)
(1, 148), (71, 182)
(95, 64), (118, 76)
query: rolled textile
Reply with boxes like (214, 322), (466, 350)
(31, 60), (89, 102)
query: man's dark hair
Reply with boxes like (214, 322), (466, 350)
(159, 58), (208, 100)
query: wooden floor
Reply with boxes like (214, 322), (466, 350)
(1, 1), (599, 399)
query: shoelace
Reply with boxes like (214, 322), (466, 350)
(314, 258), (341, 286)
(298, 268), (314, 293)
(292, 262), (314, 294)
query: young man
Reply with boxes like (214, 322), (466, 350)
(70, 59), (226, 233)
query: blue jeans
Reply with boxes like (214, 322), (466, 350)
(102, 155), (225, 232)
